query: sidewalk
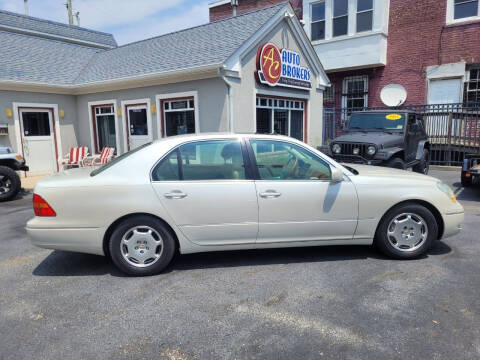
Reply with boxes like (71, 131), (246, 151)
(21, 174), (50, 191)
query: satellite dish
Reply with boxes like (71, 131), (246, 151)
(380, 84), (407, 107)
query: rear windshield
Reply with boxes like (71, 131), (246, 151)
(348, 113), (405, 131)
(90, 143), (152, 176)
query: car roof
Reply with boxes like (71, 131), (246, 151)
(351, 110), (417, 114)
(152, 133), (299, 146)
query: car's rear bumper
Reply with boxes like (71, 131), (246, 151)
(26, 224), (105, 256)
(442, 211), (464, 239)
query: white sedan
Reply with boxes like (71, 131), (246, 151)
(28, 134), (464, 276)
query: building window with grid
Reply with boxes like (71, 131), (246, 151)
(357, 0), (373, 32)
(342, 76), (369, 110)
(311, 1), (325, 41)
(464, 68), (480, 106)
(256, 97), (305, 141)
(454, 0), (479, 19)
(333, 0), (349, 37)
(162, 98), (195, 137)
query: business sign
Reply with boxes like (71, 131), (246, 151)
(256, 43), (312, 90)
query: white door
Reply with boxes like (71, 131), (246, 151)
(151, 139), (258, 246)
(428, 78), (462, 104)
(249, 139), (358, 243)
(20, 109), (57, 174)
(126, 105), (150, 151)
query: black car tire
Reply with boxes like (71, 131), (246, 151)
(413, 149), (429, 174)
(109, 215), (177, 276)
(385, 157), (406, 170)
(374, 203), (438, 259)
(0, 166), (21, 202)
(461, 173), (472, 187)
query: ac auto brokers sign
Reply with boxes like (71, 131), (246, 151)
(256, 43), (312, 90)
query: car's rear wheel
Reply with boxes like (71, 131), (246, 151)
(109, 215), (176, 276)
(374, 203), (438, 259)
(0, 166), (21, 202)
(413, 149), (429, 174)
(385, 157), (406, 170)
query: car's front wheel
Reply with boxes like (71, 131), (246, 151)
(0, 166), (21, 202)
(374, 203), (438, 259)
(109, 215), (176, 276)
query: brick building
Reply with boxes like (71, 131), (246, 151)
(210, 0), (480, 108)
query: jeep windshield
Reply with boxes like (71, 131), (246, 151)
(348, 113), (405, 131)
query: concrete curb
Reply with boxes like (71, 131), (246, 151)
(430, 165), (461, 172)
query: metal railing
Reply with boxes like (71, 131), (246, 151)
(323, 104), (480, 166)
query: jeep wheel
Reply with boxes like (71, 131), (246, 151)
(413, 149), (429, 174)
(385, 157), (406, 170)
(0, 166), (21, 202)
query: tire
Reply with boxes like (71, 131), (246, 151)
(461, 173), (472, 187)
(109, 215), (176, 276)
(413, 149), (429, 174)
(374, 203), (438, 259)
(385, 157), (406, 170)
(0, 166), (21, 202)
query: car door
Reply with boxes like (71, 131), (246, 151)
(151, 139), (258, 246)
(248, 139), (358, 244)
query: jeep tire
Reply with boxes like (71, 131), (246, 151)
(385, 157), (406, 170)
(413, 149), (429, 174)
(0, 165), (21, 202)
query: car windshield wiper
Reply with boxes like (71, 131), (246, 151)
(373, 127), (393, 134)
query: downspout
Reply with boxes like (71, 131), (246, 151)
(218, 66), (234, 133)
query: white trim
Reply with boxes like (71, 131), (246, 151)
(155, 91), (199, 139)
(120, 98), (152, 152)
(208, 0), (231, 8)
(446, 0), (480, 24)
(342, 75), (369, 109)
(87, 99), (120, 155)
(13, 102), (61, 173)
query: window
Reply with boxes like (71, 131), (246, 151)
(357, 0), (373, 32)
(454, 0), (479, 19)
(333, 0), (349, 37)
(256, 97), (305, 141)
(324, 84), (335, 103)
(311, 1), (325, 41)
(22, 112), (50, 136)
(250, 140), (331, 181)
(163, 98), (195, 136)
(342, 76), (369, 111)
(128, 108), (148, 136)
(152, 140), (246, 181)
(93, 105), (116, 153)
(464, 67), (480, 105)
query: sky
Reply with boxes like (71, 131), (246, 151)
(0, 0), (212, 45)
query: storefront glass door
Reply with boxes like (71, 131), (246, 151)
(94, 105), (116, 153)
(126, 105), (150, 150)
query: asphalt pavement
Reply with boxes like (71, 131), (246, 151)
(0, 170), (479, 360)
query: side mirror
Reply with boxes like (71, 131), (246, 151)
(330, 167), (344, 183)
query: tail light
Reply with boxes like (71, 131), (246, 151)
(33, 194), (56, 217)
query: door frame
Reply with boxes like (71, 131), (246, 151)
(121, 98), (153, 152)
(13, 102), (61, 173)
(88, 99), (120, 155)
(155, 91), (199, 138)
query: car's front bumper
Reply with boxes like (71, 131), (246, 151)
(442, 211), (464, 239)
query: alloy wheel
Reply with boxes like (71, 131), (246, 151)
(120, 226), (164, 268)
(387, 213), (428, 252)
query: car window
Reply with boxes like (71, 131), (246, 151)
(152, 140), (246, 181)
(151, 149), (179, 181)
(250, 140), (331, 180)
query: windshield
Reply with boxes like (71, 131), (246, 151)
(90, 142), (152, 176)
(348, 113), (405, 131)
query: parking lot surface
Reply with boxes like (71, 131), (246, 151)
(0, 170), (479, 360)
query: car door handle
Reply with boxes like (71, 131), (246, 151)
(164, 191), (187, 199)
(259, 190), (281, 198)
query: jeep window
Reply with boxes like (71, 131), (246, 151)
(348, 113), (405, 131)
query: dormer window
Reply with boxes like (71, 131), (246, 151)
(311, 1), (326, 41)
(454, 0), (479, 19)
(357, 0), (373, 32)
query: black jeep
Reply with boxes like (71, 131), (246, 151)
(327, 110), (430, 174)
(0, 146), (29, 202)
